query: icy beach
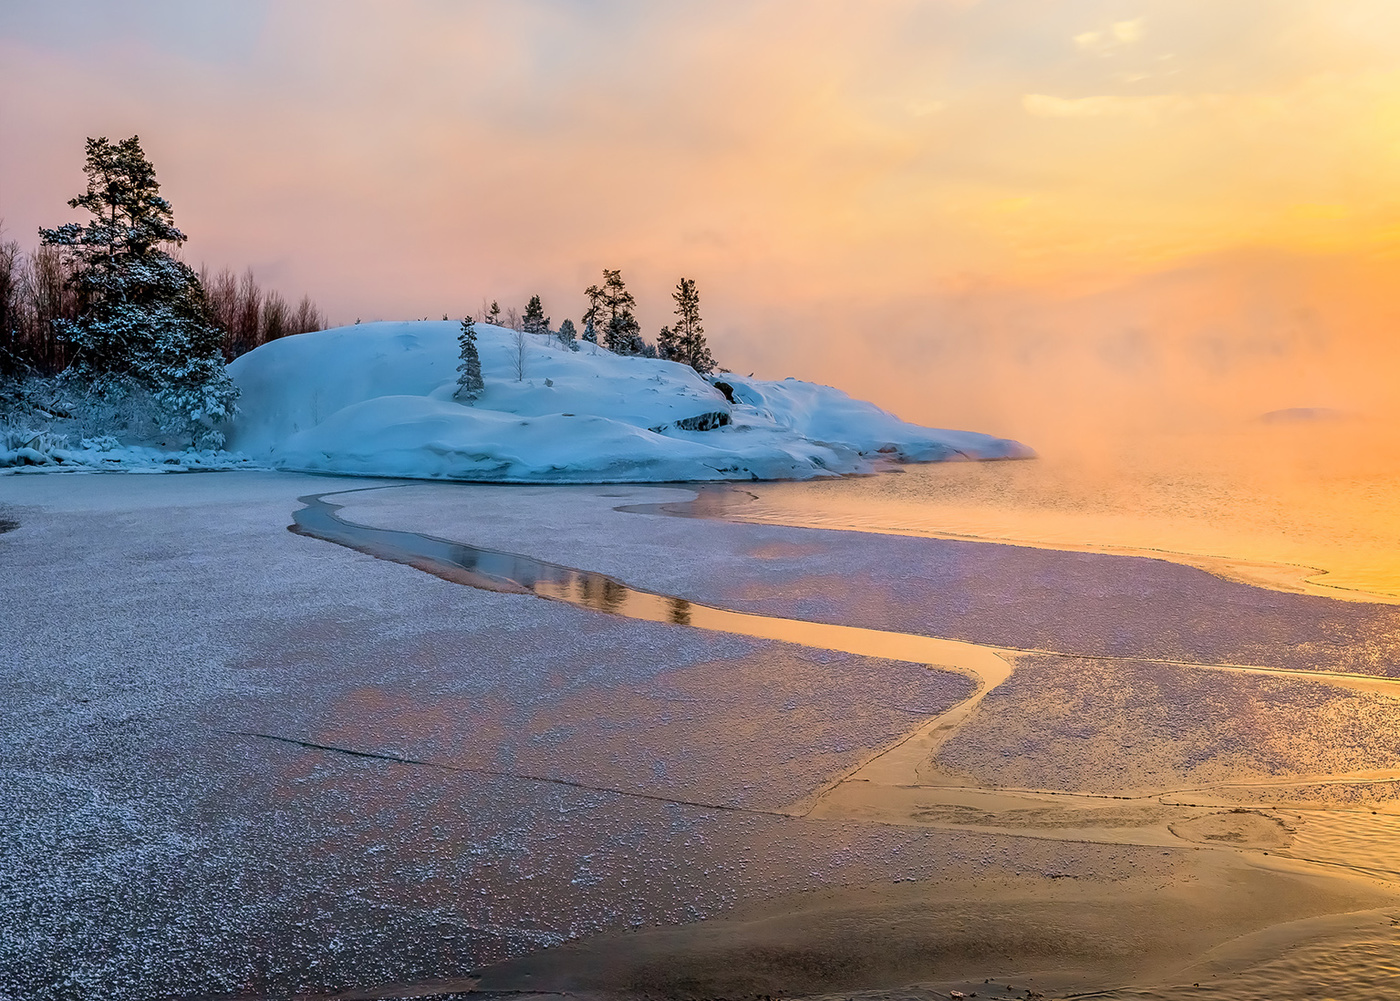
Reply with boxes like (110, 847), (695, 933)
(3, 470), (1400, 999)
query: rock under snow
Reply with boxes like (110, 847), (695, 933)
(225, 320), (1031, 482)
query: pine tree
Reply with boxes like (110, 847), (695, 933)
(486, 300), (501, 326)
(39, 135), (237, 447)
(656, 324), (679, 361)
(606, 311), (643, 355)
(522, 294), (547, 336)
(581, 316), (598, 345)
(671, 277), (715, 375)
(556, 318), (578, 351)
(454, 316), (483, 400)
(582, 284), (604, 337)
(601, 269), (641, 355)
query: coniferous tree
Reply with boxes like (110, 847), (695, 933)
(582, 283), (604, 336)
(656, 324), (679, 362)
(581, 316), (598, 345)
(556, 318), (578, 351)
(486, 300), (501, 326)
(671, 277), (714, 375)
(38, 136), (237, 446)
(601, 269), (641, 355)
(522, 294), (548, 336)
(606, 311), (643, 355)
(454, 317), (483, 400)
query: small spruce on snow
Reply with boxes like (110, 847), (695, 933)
(671, 277), (714, 375)
(522, 294), (549, 336)
(454, 317), (483, 400)
(556, 318), (578, 351)
(38, 135), (238, 447)
(656, 324), (678, 361)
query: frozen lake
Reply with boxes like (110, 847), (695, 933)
(1, 469), (1398, 999)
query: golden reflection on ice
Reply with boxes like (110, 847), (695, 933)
(697, 419), (1400, 602)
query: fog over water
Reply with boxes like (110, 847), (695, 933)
(738, 245), (1400, 609)
(719, 411), (1400, 603)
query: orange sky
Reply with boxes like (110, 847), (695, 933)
(3, 0), (1399, 440)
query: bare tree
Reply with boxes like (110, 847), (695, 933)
(234, 269), (262, 354)
(23, 245), (78, 374)
(289, 294), (324, 335)
(261, 291), (289, 343)
(0, 236), (21, 375)
(513, 326), (527, 381)
(200, 266), (240, 359)
(201, 266), (324, 358)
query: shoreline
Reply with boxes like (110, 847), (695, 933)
(4, 470), (1400, 999)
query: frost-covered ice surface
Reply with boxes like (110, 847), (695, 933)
(936, 655), (1400, 799)
(631, 515), (1400, 677)
(226, 320), (1030, 481)
(0, 471), (1158, 1001)
(5, 473), (1398, 997)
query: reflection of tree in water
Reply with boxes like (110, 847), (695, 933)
(577, 574), (630, 614)
(667, 597), (692, 626)
(599, 578), (628, 613)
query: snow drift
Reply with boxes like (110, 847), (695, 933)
(226, 320), (1030, 482)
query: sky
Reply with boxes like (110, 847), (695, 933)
(3, 0), (1400, 442)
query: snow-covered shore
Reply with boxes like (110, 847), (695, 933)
(226, 320), (1030, 482)
(2, 320), (1031, 479)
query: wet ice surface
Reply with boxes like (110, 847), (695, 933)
(938, 655), (1400, 800)
(631, 497), (1400, 677)
(2, 475), (1396, 999)
(0, 473), (1036, 999)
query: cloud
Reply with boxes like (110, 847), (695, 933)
(1074, 17), (1146, 54)
(1021, 92), (1197, 119)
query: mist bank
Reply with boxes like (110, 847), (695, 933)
(738, 250), (1400, 453)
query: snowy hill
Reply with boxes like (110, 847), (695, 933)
(226, 320), (1031, 482)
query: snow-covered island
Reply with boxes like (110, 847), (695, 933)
(220, 320), (1030, 482)
(2, 137), (1029, 480)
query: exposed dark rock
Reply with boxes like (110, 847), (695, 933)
(649, 411), (733, 434)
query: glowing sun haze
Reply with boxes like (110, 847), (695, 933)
(4, 0), (1400, 439)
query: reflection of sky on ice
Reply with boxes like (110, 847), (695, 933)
(664, 511), (1400, 677)
(3, 471), (1399, 997)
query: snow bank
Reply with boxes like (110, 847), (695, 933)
(0, 430), (258, 474)
(224, 320), (1031, 482)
